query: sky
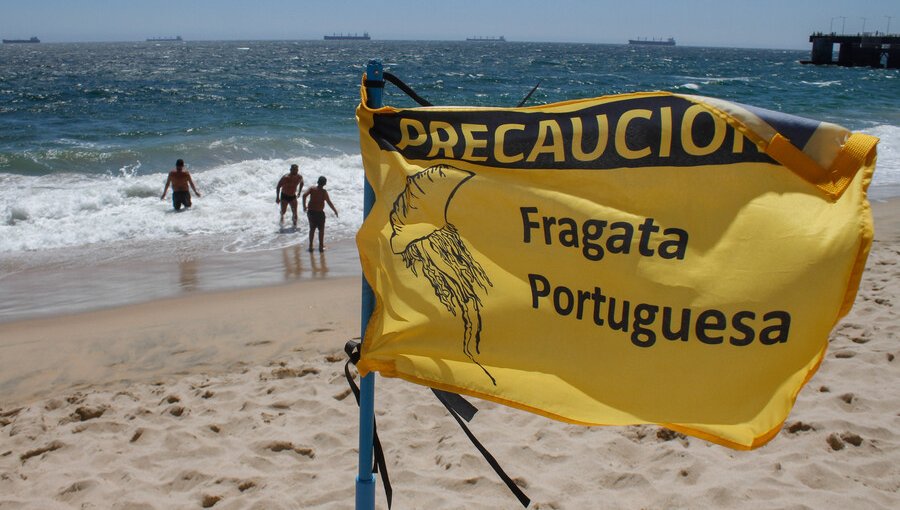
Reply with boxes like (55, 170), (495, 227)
(1, 0), (898, 50)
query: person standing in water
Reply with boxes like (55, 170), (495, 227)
(276, 164), (304, 228)
(302, 176), (338, 252)
(160, 159), (201, 211)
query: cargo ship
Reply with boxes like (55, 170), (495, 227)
(466, 36), (506, 42)
(628, 37), (676, 46)
(146, 36), (183, 42)
(324, 32), (371, 40)
(3, 37), (40, 44)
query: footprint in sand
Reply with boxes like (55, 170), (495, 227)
(201, 494), (222, 508)
(786, 421), (815, 433)
(841, 432), (863, 446)
(264, 366), (320, 380)
(66, 393), (86, 405)
(827, 433), (845, 450)
(264, 441), (315, 458)
(656, 427), (687, 442)
(60, 405), (108, 425)
(59, 479), (97, 497)
(826, 432), (864, 451)
(20, 440), (65, 463)
(837, 322), (864, 332)
(167, 470), (211, 492)
(0, 407), (24, 427)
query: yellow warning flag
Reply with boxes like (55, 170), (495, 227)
(355, 87), (878, 450)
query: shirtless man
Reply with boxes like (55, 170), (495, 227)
(302, 176), (339, 252)
(276, 164), (304, 227)
(160, 159), (201, 211)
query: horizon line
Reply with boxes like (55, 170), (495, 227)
(3, 38), (809, 51)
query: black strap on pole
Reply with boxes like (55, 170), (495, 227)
(380, 70), (540, 110)
(517, 80), (542, 107)
(345, 341), (530, 507)
(432, 388), (478, 421)
(432, 389), (531, 508)
(382, 72), (433, 107)
(344, 341), (392, 509)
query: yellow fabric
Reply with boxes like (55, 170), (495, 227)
(355, 87), (877, 450)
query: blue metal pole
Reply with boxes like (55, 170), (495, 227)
(357, 59), (383, 510)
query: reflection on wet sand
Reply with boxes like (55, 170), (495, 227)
(309, 251), (328, 278)
(282, 245), (303, 280)
(179, 259), (199, 291)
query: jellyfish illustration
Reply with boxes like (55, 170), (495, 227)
(389, 164), (496, 384)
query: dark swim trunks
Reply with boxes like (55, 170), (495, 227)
(281, 193), (297, 202)
(307, 210), (326, 229)
(173, 190), (192, 210)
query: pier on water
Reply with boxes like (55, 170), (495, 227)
(803, 33), (900, 69)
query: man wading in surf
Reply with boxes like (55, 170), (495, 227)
(160, 159), (201, 211)
(302, 176), (338, 252)
(276, 164), (304, 228)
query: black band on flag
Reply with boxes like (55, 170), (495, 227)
(344, 341), (393, 509)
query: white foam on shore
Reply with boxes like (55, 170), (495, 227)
(0, 154), (365, 254)
(865, 124), (900, 186)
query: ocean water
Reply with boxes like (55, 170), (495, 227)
(1, 41), (898, 317)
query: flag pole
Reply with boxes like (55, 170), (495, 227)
(357, 59), (383, 510)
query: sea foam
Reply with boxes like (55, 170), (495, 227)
(865, 124), (900, 186)
(0, 154), (365, 254)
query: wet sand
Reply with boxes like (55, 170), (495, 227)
(0, 238), (360, 323)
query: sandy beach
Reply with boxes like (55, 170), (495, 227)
(1, 199), (898, 509)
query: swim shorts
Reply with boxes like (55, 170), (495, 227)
(307, 210), (326, 229)
(281, 193), (297, 202)
(173, 190), (192, 210)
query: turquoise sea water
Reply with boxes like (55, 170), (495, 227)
(0, 40), (898, 319)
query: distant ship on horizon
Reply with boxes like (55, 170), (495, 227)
(146, 36), (183, 42)
(324, 32), (371, 41)
(3, 36), (40, 44)
(628, 37), (676, 46)
(466, 36), (506, 42)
